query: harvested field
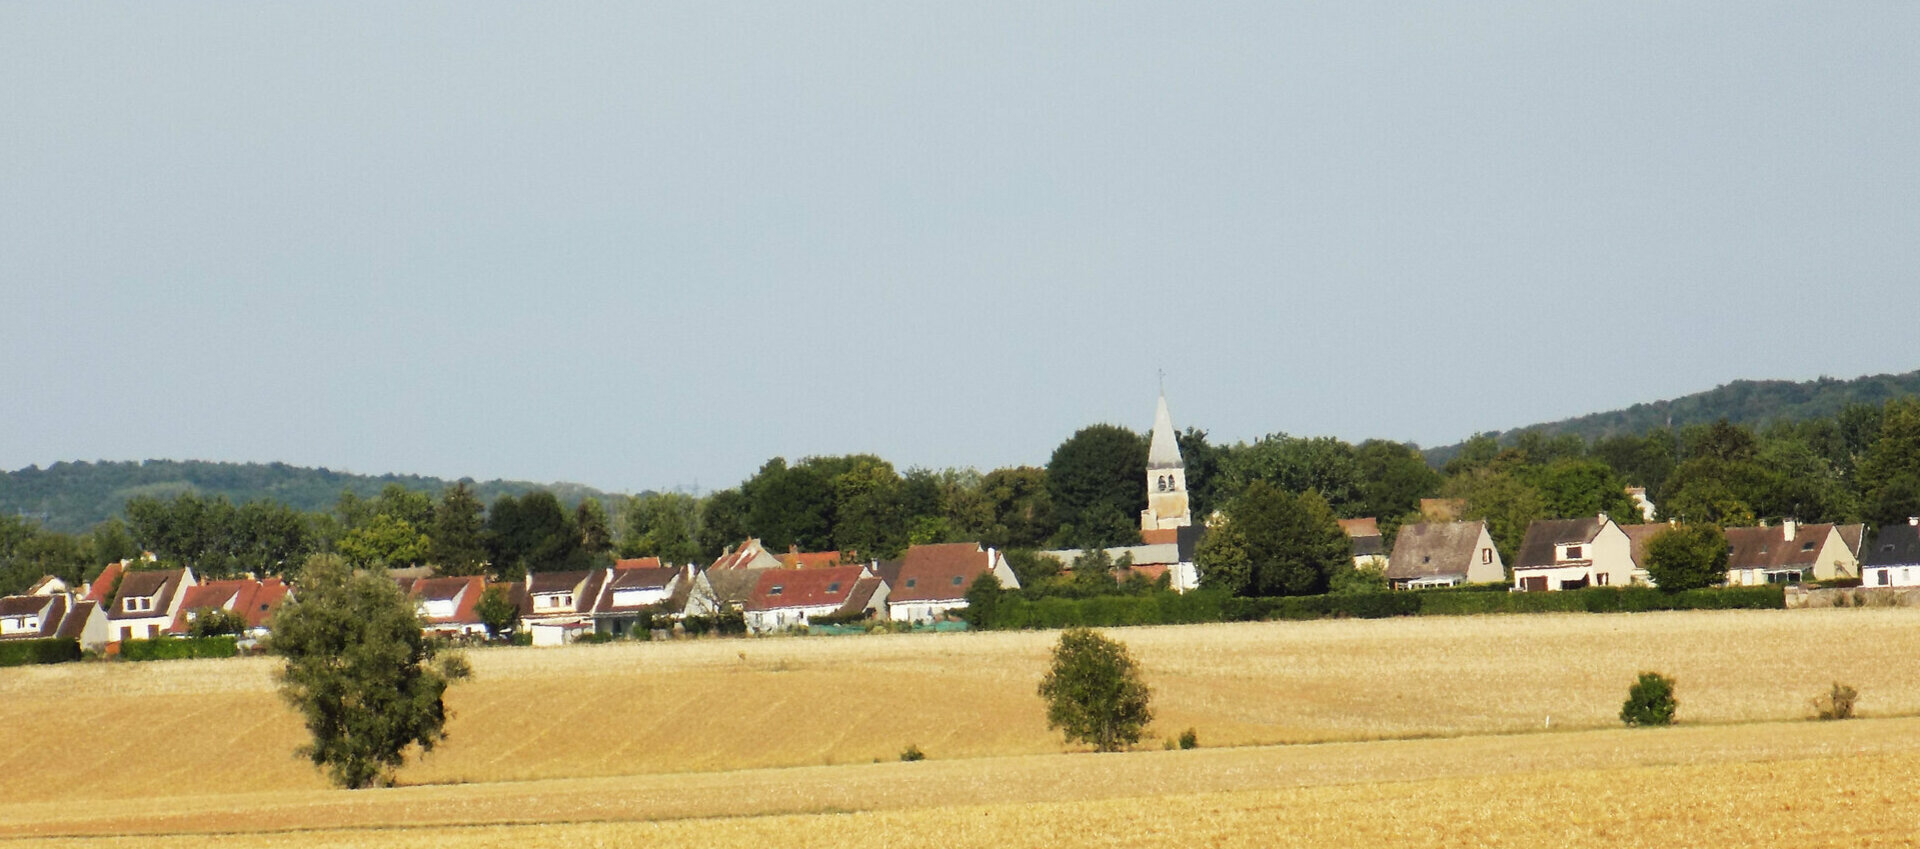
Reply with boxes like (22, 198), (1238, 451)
(2, 608), (1918, 845)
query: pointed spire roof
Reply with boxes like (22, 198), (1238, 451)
(1148, 394), (1183, 470)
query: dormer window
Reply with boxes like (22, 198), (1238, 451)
(951, 576), (964, 586)
(769, 585), (783, 596)
(827, 582), (841, 593)
(905, 578), (917, 588)
(1562, 545), (1583, 561)
(123, 596), (153, 613)
(1802, 541), (1815, 551)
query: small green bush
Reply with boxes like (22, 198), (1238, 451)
(899, 744), (926, 762)
(1620, 671), (1677, 727)
(121, 636), (238, 662)
(1813, 682), (1858, 720)
(0, 638), (82, 667)
(574, 631), (614, 644)
(1178, 728), (1198, 749)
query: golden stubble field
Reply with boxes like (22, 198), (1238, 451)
(3, 608), (1919, 846)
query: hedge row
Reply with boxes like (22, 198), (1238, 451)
(120, 636), (239, 661)
(0, 638), (82, 667)
(983, 585), (1785, 630)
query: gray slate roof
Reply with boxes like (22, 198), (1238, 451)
(1513, 518), (1607, 571)
(1147, 395), (1183, 470)
(1862, 523), (1920, 568)
(1387, 521), (1485, 581)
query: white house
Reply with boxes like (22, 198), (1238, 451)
(1862, 519), (1920, 588)
(885, 543), (1020, 624)
(1386, 521), (1504, 589)
(743, 564), (884, 633)
(104, 567), (197, 643)
(591, 566), (684, 637)
(1723, 521), (1858, 585)
(1511, 515), (1640, 591)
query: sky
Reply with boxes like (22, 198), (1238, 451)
(4, 2), (1917, 495)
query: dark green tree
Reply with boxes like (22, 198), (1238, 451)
(1620, 671), (1678, 727)
(1227, 434), (1363, 515)
(474, 584), (519, 640)
(960, 572), (1004, 629)
(429, 483), (488, 575)
(1036, 627), (1153, 752)
(1226, 482), (1349, 597)
(743, 458), (834, 552)
(1857, 399), (1920, 527)
(832, 459), (906, 559)
(975, 466), (1056, 550)
(1047, 425), (1147, 549)
(271, 554), (471, 789)
(575, 499), (613, 555)
(1643, 523), (1729, 592)
(1192, 519), (1251, 595)
(695, 489), (749, 561)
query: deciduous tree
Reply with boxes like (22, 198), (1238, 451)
(1036, 627), (1153, 752)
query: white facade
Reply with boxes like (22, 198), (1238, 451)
(1513, 518), (1638, 591)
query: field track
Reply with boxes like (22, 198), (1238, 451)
(4, 608), (1919, 846)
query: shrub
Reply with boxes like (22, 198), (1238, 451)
(1813, 682), (1858, 720)
(1178, 728), (1198, 749)
(0, 638), (82, 667)
(898, 744), (926, 762)
(121, 636), (239, 661)
(1621, 671), (1678, 727)
(574, 631), (614, 644)
(1037, 627), (1153, 752)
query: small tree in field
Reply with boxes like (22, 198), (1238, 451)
(272, 555), (471, 788)
(1620, 671), (1677, 727)
(1037, 627), (1152, 752)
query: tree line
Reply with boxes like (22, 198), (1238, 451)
(3, 398), (1918, 598)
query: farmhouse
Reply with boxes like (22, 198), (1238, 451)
(521, 570), (605, 646)
(104, 567), (197, 643)
(1723, 521), (1858, 585)
(168, 577), (292, 637)
(743, 565), (884, 633)
(887, 542), (1019, 624)
(708, 538), (785, 571)
(400, 576), (487, 638)
(1511, 515), (1640, 591)
(685, 568), (759, 618)
(0, 594), (66, 640)
(1385, 521), (1503, 588)
(591, 566), (685, 637)
(1862, 519), (1920, 588)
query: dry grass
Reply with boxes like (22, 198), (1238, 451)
(2, 607), (1919, 845)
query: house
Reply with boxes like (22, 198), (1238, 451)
(1338, 518), (1387, 569)
(886, 543), (1020, 624)
(0, 594), (67, 640)
(520, 570), (606, 647)
(401, 576), (488, 638)
(1039, 529), (1203, 592)
(684, 568), (760, 618)
(1723, 521), (1857, 586)
(168, 577), (293, 637)
(708, 538), (784, 571)
(1861, 519), (1920, 588)
(83, 560), (124, 603)
(591, 566), (685, 637)
(1625, 487), (1658, 522)
(1385, 521), (1504, 589)
(104, 567), (197, 643)
(1511, 515), (1639, 591)
(743, 565), (885, 633)
(1836, 523), (1867, 562)
(56, 600), (106, 651)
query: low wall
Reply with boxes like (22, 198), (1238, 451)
(1787, 587), (1920, 609)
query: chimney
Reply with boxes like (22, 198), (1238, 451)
(1782, 519), (1796, 542)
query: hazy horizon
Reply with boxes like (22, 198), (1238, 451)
(7, 3), (1917, 493)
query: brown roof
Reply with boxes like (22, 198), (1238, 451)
(747, 565), (869, 612)
(1837, 524), (1866, 557)
(614, 557), (663, 569)
(779, 550), (845, 569)
(407, 576), (485, 625)
(592, 567), (680, 614)
(1337, 518), (1380, 538)
(0, 595), (54, 618)
(0, 595), (67, 640)
(528, 570), (593, 596)
(1620, 523), (1670, 570)
(709, 538), (777, 571)
(1386, 522), (1487, 581)
(889, 543), (995, 604)
(55, 601), (96, 640)
(699, 568), (760, 608)
(1513, 518), (1608, 571)
(105, 568), (189, 621)
(1725, 524), (1837, 572)
(836, 577), (884, 616)
(85, 561), (124, 603)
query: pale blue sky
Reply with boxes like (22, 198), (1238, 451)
(4, 2), (1917, 493)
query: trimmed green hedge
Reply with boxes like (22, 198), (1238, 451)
(120, 636), (239, 661)
(981, 585), (1785, 630)
(0, 638), (83, 667)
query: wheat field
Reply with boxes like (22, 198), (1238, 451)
(3, 608), (1919, 845)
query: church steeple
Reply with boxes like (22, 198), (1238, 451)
(1142, 392), (1192, 533)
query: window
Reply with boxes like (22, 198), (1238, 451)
(1802, 541), (1816, 551)
(827, 582), (841, 593)
(1563, 545), (1583, 561)
(1157, 476), (1166, 492)
(1596, 573), (1609, 586)
(1878, 570), (1890, 586)
(952, 576), (965, 586)
(905, 578), (917, 588)
(769, 585), (784, 596)
(1481, 549), (1493, 564)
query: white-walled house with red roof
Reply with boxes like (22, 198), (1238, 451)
(885, 543), (1020, 625)
(743, 565), (886, 633)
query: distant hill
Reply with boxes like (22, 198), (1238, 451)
(1424, 369), (1920, 465)
(0, 459), (620, 533)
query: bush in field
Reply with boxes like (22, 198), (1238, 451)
(272, 555), (472, 789)
(1178, 728), (1198, 749)
(1620, 671), (1678, 727)
(1813, 682), (1858, 720)
(1037, 627), (1153, 752)
(899, 744), (926, 762)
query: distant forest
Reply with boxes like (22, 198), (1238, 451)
(1424, 369), (1920, 465)
(0, 460), (613, 533)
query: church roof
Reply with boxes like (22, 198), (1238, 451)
(1148, 394), (1183, 470)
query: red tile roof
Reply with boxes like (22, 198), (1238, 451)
(747, 565), (869, 612)
(889, 543), (996, 604)
(614, 557), (663, 569)
(779, 551), (846, 570)
(406, 576), (485, 624)
(169, 577), (293, 633)
(85, 561), (125, 603)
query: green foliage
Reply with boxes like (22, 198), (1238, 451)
(1037, 628), (1153, 752)
(1353, 440), (1441, 534)
(1177, 728), (1198, 749)
(1857, 399), (1920, 527)
(474, 585), (519, 640)
(1047, 425), (1148, 549)
(121, 636), (239, 661)
(1225, 434), (1363, 515)
(1812, 682), (1858, 721)
(743, 458), (835, 552)
(1193, 519), (1251, 594)
(961, 572), (1005, 629)
(1226, 483), (1350, 597)
(335, 514), (430, 570)
(428, 483), (488, 575)
(272, 554), (470, 789)
(1643, 523), (1730, 592)
(1442, 468), (1545, 563)
(1328, 560), (1389, 595)
(186, 607), (249, 638)
(898, 744), (926, 762)
(0, 638), (82, 667)
(974, 466), (1057, 550)
(1620, 671), (1677, 727)
(619, 492), (704, 565)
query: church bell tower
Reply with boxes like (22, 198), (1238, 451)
(1141, 393), (1192, 537)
